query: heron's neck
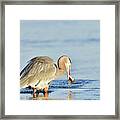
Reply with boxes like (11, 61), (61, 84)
(55, 68), (65, 78)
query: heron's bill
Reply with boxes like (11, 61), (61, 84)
(65, 63), (74, 83)
(68, 75), (75, 83)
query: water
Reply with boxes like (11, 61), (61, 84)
(20, 79), (100, 100)
(20, 20), (100, 100)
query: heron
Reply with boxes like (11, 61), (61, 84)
(20, 55), (74, 98)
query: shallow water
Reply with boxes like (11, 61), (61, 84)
(20, 79), (100, 100)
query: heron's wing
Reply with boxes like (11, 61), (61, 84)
(20, 56), (54, 79)
(28, 62), (57, 85)
(20, 60), (34, 79)
(20, 56), (56, 87)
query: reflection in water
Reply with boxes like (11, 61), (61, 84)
(31, 90), (73, 100)
(67, 90), (73, 100)
(32, 91), (49, 100)
(32, 94), (48, 100)
(32, 90), (73, 100)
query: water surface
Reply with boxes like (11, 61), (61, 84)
(20, 79), (100, 100)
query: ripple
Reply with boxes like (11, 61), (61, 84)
(20, 79), (99, 93)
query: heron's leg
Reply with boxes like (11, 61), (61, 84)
(36, 89), (41, 97)
(33, 88), (37, 98)
(44, 86), (48, 92)
(43, 86), (48, 99)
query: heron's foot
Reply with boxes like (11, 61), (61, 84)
(43, 87), (48, 100)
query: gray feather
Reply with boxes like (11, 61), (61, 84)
(20, 56), (56, 88)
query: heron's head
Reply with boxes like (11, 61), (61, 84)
(57, 55), (75, 83)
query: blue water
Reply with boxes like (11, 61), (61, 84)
(20, 20), (100, 100)
(20, 80), (100, 100)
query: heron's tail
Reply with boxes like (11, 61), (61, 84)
(20, 78), (28, 88)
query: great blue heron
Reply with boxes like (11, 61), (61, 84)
(20, 55), (74, 98)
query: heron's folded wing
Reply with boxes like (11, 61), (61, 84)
(20, 56), (53, 79)
(20, 60), (34, 79)
(20, 56), (57, 87)
(28, 62), (57, 85)
(20, 61), (43, 87)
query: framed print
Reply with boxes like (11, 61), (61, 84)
(0, 0), (119, 119)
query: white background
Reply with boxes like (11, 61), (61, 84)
(5, 5), (115, 115)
